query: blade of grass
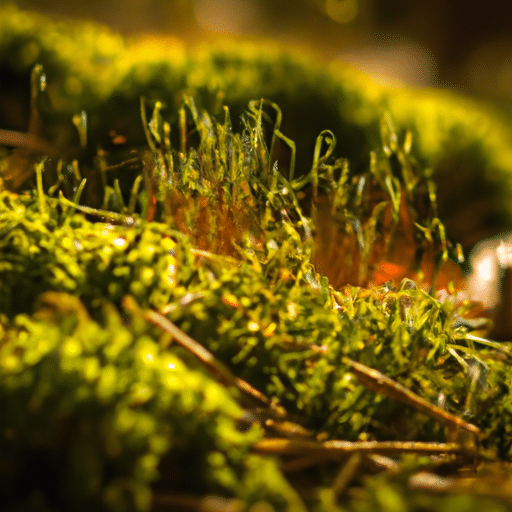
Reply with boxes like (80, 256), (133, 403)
(123, 296), (283, 414)
(253, 438), (474, 456)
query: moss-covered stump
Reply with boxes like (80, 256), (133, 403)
(2, 4), (512, 512)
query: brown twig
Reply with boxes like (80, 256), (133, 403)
(332, 452), (363, 499)
(342, 357), (480, 437)
(281, 452), (341, 473)
(253, 438), (475, 456)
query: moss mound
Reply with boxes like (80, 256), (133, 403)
(1, 5), (512, 512)
(2, 3), (512, 246)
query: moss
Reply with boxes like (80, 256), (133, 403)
(0, 293), (266, 511)
(2, 4), (512, 245)
(0, 87), (510, 510)
(2, 5), (512, 512)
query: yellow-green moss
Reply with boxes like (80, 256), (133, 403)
(2, 5), (512, 512)
(2, 3), (512, 245)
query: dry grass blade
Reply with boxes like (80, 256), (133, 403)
(342, 357), (480, 436)
(123, 296), (279, 411)
(253, 438), (473, 456)
(332, 452), (363, 499)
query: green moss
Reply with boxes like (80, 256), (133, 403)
(0, 292), (267, 511)
(0, 90), (510, 509)
(3, 4), (512, 245)
(2, 5), (512, 512)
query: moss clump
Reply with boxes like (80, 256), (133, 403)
(0, 292), (269, 511)
(0, 189), (178, 316)
(1, 71), (512, 511)
(2, 3), (512, 246)
(2, 5), (512, 512)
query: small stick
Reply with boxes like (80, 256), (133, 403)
(58, 193), (138, 225)
(123, 297), (281, 413)
(253, 438), (474, 456)
(342, 357), (480, 436)
(332, 452), (362, 499)
(263, 418), (312, 438)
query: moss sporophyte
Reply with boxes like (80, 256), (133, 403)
(2, 6), (512, 512)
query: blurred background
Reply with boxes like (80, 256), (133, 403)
(6, 0), (512, 324)
(12, 0), (512, 107)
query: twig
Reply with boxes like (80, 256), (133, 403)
(58, 193), (139, 225)
(123, 297), (284, 415)
(332, 452), (362, 499)
(263, 418), (312, 438)
(281, 452), (341, 473)
(342, 357), (480, 437)
(253, 438), (475, 456)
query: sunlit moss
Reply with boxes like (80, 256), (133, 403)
(3, 3), (512, 245)
(3, 5), (512, 512)
(0, 293), (266, 511)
